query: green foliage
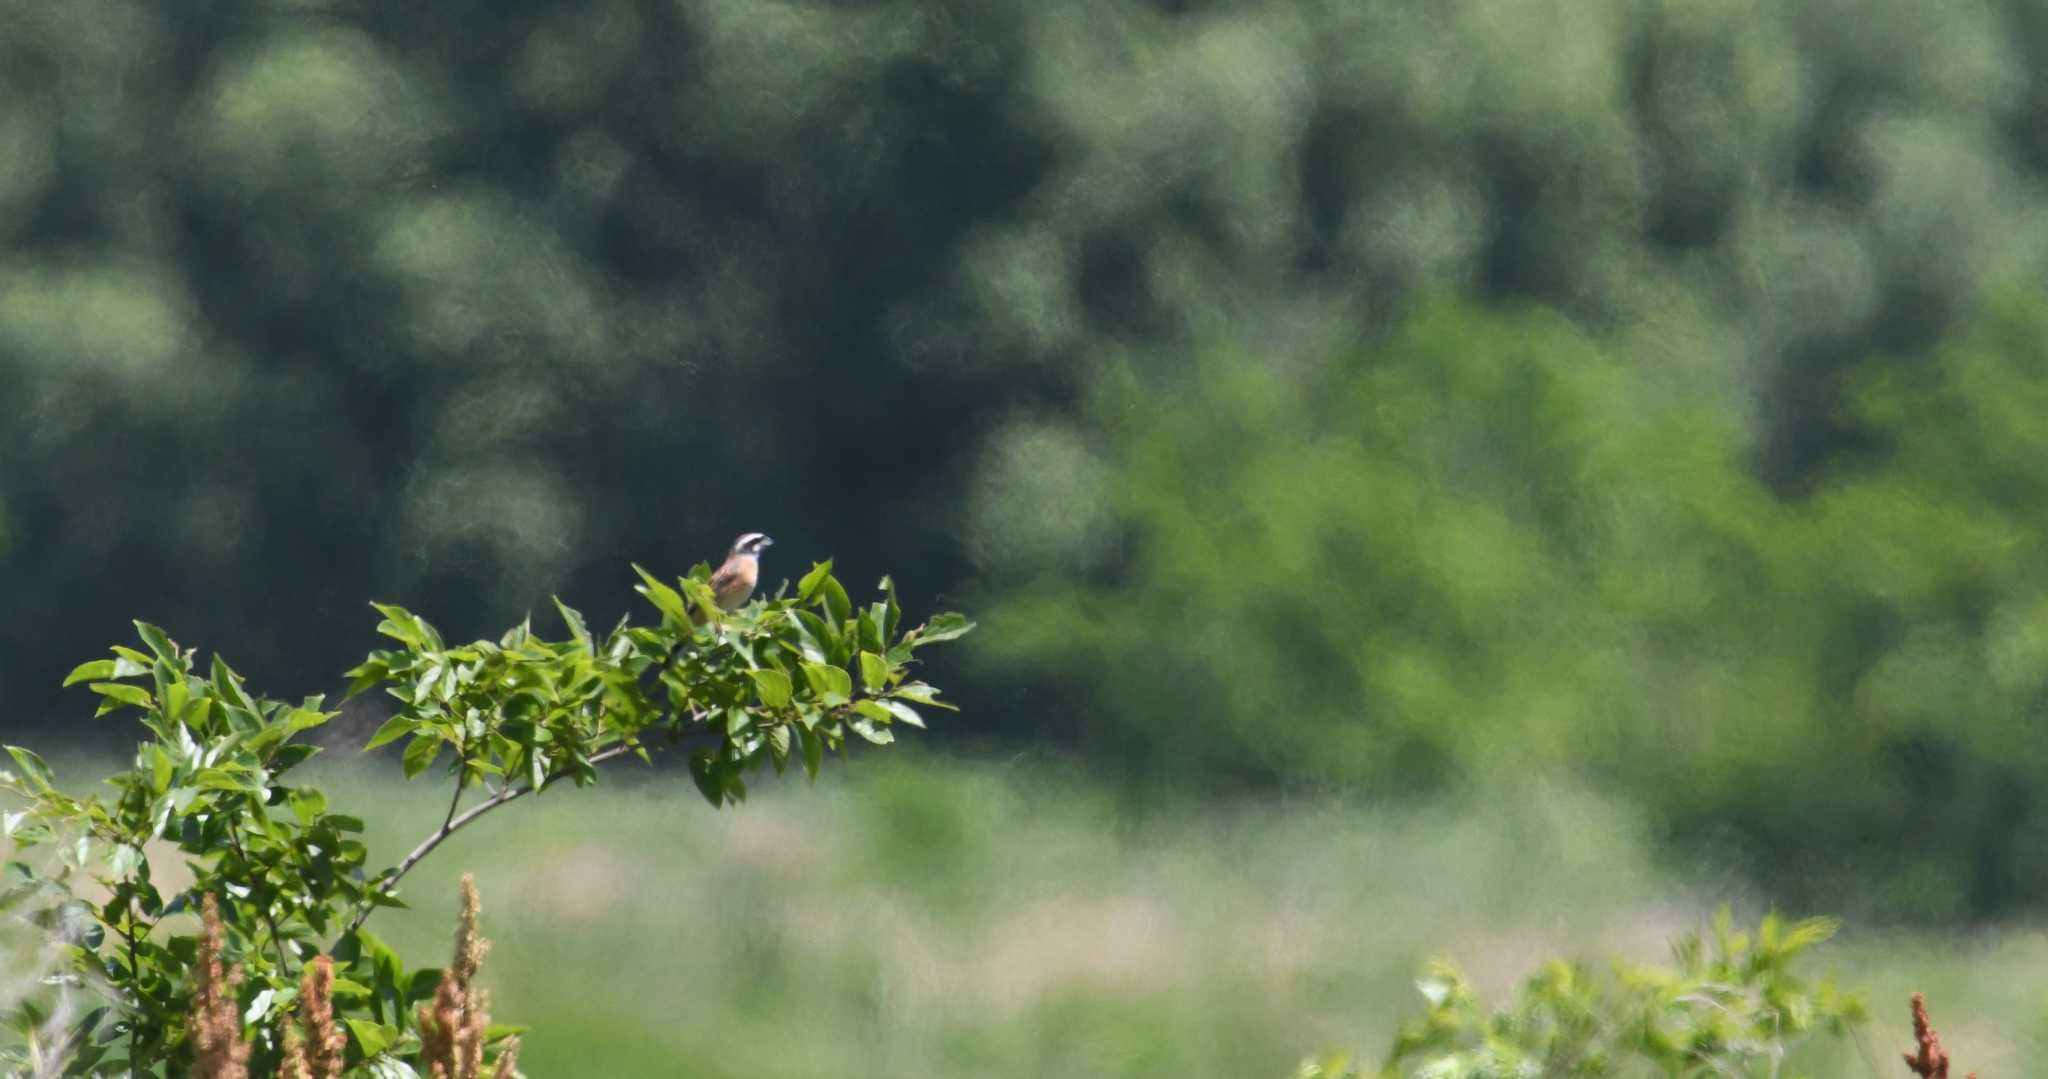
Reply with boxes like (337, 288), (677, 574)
(0, 564), (968, 1076)
(1299, 910), (1864, 1079)
(9, 0), (2048, 770)
(981, 297), (1775, 786)
(10, 0), (2048, 934)
(980, 291), (2048, 917)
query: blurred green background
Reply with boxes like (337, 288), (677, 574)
(8, 0), (2048, 1069)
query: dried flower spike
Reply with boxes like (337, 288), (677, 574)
(300, 954), (348, 1079)
(1902, 992), (1975, 1079)
(189, 894), (250, 1079)
(420, 874), (514, 1079)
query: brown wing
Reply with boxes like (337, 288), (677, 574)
(709, 557), (758, 611)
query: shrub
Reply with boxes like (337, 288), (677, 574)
(1298, 909), (1866, 1078)
(0, 559), (970, 1076)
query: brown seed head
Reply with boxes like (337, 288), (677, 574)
(1901, 992), (1974, 1079)
(189, 894), (250, 1079)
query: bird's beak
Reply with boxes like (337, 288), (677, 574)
(760, 536), (776, 548)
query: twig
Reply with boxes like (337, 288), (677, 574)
(330, 729), (719, 947)
(226, 824), (294, 976)
(331, 640), (720, 948)
(438, 772), (464, 834)
(121, 913), (139, 1068)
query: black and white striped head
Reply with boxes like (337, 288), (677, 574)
(730, 532), (775, 558)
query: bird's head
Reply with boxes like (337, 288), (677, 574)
(730, 531), (775, 559)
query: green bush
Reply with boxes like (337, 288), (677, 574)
(0, 561), (969, 1076)
(1301, 910), (1865, 1078)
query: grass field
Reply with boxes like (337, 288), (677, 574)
(13, 751), (2048, 1075)
(311, 753), (2048, 1077)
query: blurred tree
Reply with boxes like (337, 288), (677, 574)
(974, 292), (2048, 918)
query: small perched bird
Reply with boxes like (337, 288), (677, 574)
(707, 531), (775, 614)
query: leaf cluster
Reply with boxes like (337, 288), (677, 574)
(0, 561), (969, 1076)
(1298, 909), (1865, 1079)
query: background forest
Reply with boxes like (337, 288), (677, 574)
(8, 0), (2048, 1073)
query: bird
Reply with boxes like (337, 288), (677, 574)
(705, 531), (775, 616)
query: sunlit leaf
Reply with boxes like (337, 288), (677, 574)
(798, 560), (835, 602)
(4, 747), (54, 793)
(62, 659), (114, 687)
(631, 564), (689, 624)
(848, 717), (893, 744)
(749, 669), (793, 709)
(910, 612), (974, 647)
(364, 716), (415, 751)
(799, 663), (852, 704)
(858, 651), (890, 692)
(401, 733), (442, 779)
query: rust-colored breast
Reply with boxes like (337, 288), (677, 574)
(710, 556), (759, 610)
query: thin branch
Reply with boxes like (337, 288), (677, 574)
(332, 728), (719, 946)
(122, 913), (139, 1068)
(438, 770), (465, 834)
(332, 640), (719, 948)
(226, 824), (294, 977)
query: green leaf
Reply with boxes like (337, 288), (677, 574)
(401, 733), (442, 779)
(61, 659), (114, 687)
(343, 658), (390, 700)
(821, 575), (853, 623)
(134, 621), (177, 663)
(210, 653), (256, 714)
(680, 577), (722, 621)
(553, 597), (591, 648)
(859, 603), (887, 653)
(284, 707), (334, 736)
(749, 669), (793, 710)
(364, 716), (415, 751)
(911, 612), (975, 647)
(800, 725), (823, 780)
(797, 559), (835, 602)
(687, 753), (724, 806)
(874, 699), (925, 729)
(4, 747), (54, 793)
(288, 787), (327, 826)
(858, 651), (889, 693)
(890, 682), (956, 710)
(345, 1018), (397, 1058)
(244, 987), (277, 1026)
(631, 564), (689, 624)
(852, 700), (895, 725)
(848, 717), (894, 745)
(194, 767), (260, 793)
(878, 575), (902, 638)
(88, 682), (153, 713)
(369, 603), (430, 649)
(794, 610), (840, 661)
(273, 744), (322, 771)
(365, 1056), (424, 1079)
(800, 663), (853, 704)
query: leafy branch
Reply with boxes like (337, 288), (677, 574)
(0, 558), (971, 1077)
